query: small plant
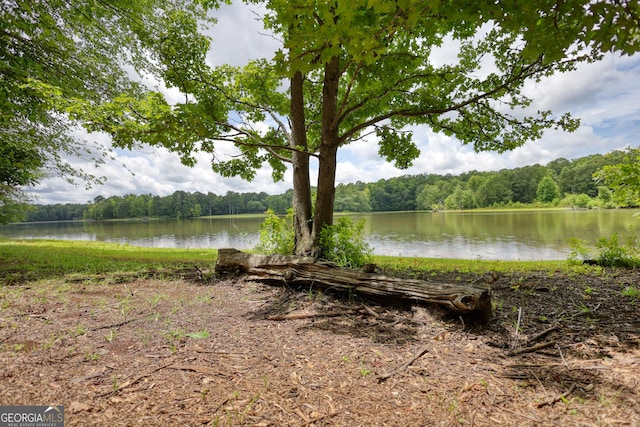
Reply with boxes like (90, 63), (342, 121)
(568, 232), (640, 268)
(317, 217), (373, 268)
(597, 234), (639, 267)
(621, 285), (640, 300)
(575, 302), (592, 314)
(254, 209), (295, 255)
(185, 330), (210, 339)
(84, 350), (100, 361)
(359, 364), (372, 377)
(112, 374), (119, 392)
(164, 328), (185, 341)
(104, 329), (116, 343)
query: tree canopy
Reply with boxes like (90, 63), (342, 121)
(0, 0), (217, 223)
(594, 146), (640, 207)
(6, 0), (640, 253)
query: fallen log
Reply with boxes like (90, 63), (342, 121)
(215, 249), (492, 323)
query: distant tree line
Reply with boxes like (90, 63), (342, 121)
(23, 150), (633, 222)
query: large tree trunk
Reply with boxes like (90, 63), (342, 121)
(312, 55), (341, 256)
(216, 249), (493, 324)
(290, 71), (313, 256)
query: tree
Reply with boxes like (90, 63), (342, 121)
(66, 0), (639, 256)
(444, 185), (476, 210)
(0, 141), (42, 223)
(594, 147), (640, 207)
(0, 0), (216, 222)
(476, 173), (513, 207)
(536, 175), (561, 204)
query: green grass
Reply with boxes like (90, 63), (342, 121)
(372, 254), (569, 274)
(0, 238), (580, 285)
(0, 238), (217, 283)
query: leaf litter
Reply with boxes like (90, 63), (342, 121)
(0, 267), (638, 426)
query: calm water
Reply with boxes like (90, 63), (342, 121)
(1, 209), (638, 260)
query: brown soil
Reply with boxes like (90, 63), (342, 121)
(1, 266), (639, 426)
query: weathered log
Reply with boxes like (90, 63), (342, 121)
(215, 249), (493, 323)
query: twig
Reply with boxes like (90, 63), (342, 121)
(362, 304), (381, 318)
(557, 344), (570, 370)
(537, 383), (577, 407)
(97, 361), (174, 397)
(301, 411), (340, 426)
(267, 310), (355, 321)
(501, 407), (541, 422)
(507, 340), (556, 356)
(513, 307), (523, 348)
(526, 325), (559, 345)
(90, 315), (147, 331)
(211, 396), (231, 415)
(375, 345), (429, 382)
(167, 364), (230, 377)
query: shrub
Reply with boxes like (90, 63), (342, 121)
(568, 232), (640, 268)
(254, 209), (294, 255)
(317, 217), (373, 268)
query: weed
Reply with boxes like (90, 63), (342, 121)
(568, 232), (640, 268)
(254, 209), (295, 255)
(621, 285), (640, 300)
(148, 293), (168, 308)
(84, 350), (100, 361)
(164, 328), (185, 342)
(575, 302), (592, 315)
(359, 364), (372, 377)
(104, 329), (116, 343)
(599, 387), (623, 406)
(42, 333), (57, 350)
(317, 217), (373, 268)
(185, 330), (209, 339)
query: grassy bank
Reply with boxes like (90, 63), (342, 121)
(0, 239), (218, 284)
(0, 239), (577, 285)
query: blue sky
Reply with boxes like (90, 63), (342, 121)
(28, 2), (640, 205)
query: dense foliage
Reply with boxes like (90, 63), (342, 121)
(594, 146), (640, 207)
(22, 150), (633, 222)
(0, 0), (218, 224)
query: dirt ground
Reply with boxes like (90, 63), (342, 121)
(0, 265), (639, 426)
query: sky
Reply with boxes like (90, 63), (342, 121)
(28, 2), (640, 205)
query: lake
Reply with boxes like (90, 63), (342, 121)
(1, 209), (638, 260)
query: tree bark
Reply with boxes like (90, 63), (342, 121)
(313, 55), (342, 255)
(216, 249), (493, 324)
(290, 71), (313, 256)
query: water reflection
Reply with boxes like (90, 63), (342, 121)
(1, 209), (638, 260)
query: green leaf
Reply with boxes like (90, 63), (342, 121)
(186, 331), (210, 339)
